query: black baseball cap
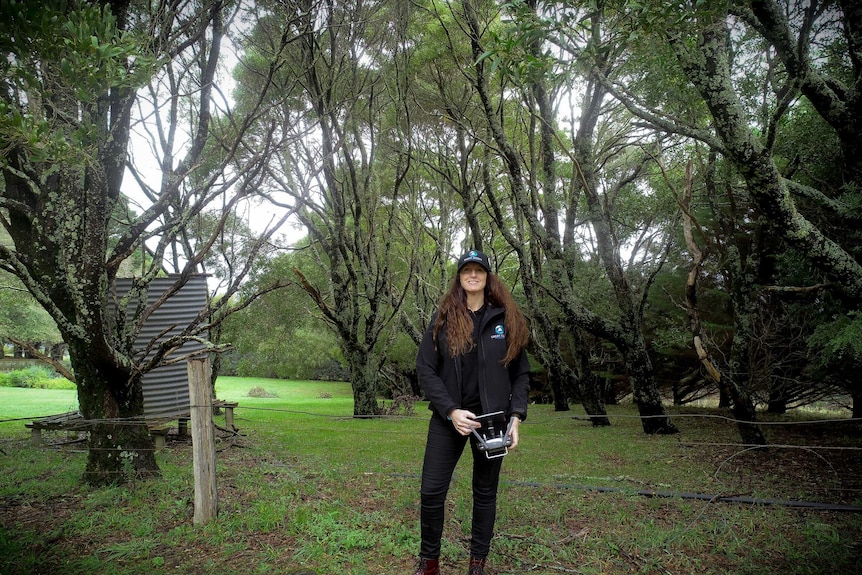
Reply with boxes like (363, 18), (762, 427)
(457, 249), (491, 273)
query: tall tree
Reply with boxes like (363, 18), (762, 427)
(455, 0), (679, 433)
(600, 0), (862, 417)
(236, 0), (421, 416)
(513, 0), (860, 439)
(0, 0), (291, 485)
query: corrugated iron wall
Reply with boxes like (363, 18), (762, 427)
(112, 275), (209, 419)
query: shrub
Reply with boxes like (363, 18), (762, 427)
(378, 394), (416, 416)
(0, 366), (75, 389)
(247, 386), (278, 398)
(314, 359), (350, 382)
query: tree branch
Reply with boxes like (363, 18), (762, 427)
(7, 337), (76, 382)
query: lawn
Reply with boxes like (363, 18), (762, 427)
(1, 377), (861, 574)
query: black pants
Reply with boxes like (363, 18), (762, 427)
(419, 414), (503, 560)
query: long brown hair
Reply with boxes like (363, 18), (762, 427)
(433, 272), (529, 366)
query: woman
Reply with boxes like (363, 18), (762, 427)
(412, 249), (531, 575)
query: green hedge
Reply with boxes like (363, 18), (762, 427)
(0, 366), (76, 390)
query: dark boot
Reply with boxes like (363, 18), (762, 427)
(468, 557), (486, 575)
(412, 557), (440, 575)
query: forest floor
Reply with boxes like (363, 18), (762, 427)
(2, 381), (861, 574)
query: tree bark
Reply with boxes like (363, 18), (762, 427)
(702, 154), (767, 446)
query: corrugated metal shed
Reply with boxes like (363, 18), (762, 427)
(112, 275), (209, 420)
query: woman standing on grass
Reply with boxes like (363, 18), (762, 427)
(413, 249), (531, 575)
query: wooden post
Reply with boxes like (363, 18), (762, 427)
(29, 427), (43, 447)
(187, 357), (217, 525)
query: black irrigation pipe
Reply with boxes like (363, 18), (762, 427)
(389, 473), (862, 512)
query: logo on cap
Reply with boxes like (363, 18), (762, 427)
(459, 249), (490, 271)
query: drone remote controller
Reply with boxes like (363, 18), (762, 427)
(471, 411), (516, 459)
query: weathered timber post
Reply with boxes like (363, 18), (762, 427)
(188, 357), (217, 524)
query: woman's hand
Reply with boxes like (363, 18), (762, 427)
(449, 409), (482, 436)
(508, 416), (521, 449)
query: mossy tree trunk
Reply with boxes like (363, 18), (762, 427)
(70, 341), (159, 485)
(346, 349), (382, 418)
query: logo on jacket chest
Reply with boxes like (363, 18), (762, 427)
(490, 324), (505, 340)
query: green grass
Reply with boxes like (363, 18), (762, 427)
(1, 377), (861, 574)
(0, 385), (79, 421)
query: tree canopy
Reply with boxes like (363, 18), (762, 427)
(2, 0), (861, 485)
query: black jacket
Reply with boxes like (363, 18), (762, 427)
(416, 305), (531, 421)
